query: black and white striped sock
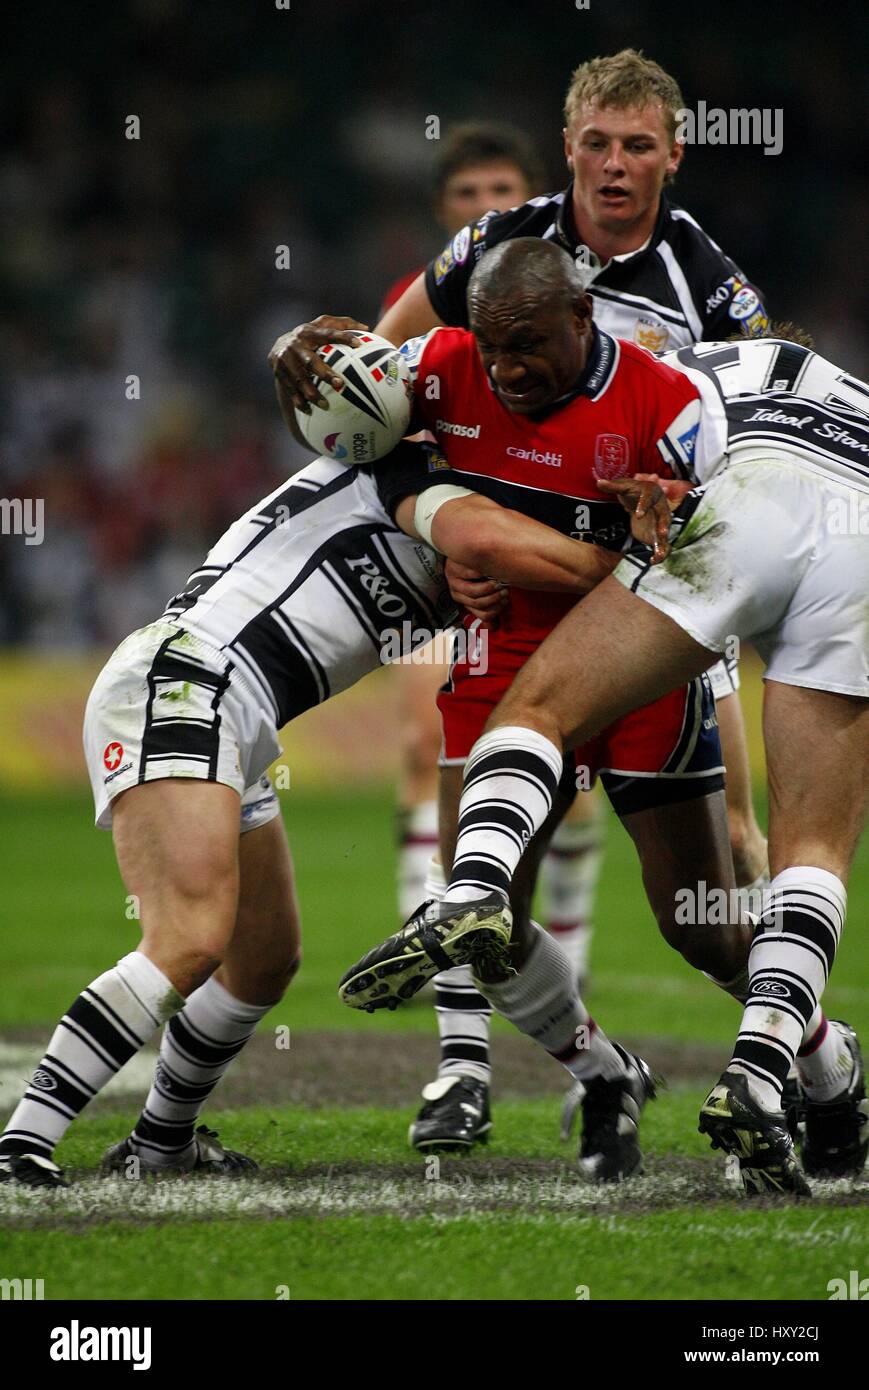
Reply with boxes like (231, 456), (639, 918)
(424, 858), (493, 1083)
(730, 867), (846, 1111)
(130, 976), (272, 1166)
(434, 965), (493, 1085)
(0, 952), (182, 1160)
(443, 727), (563, 905)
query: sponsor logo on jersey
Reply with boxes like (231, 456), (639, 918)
(635, 317), (669, 353)
(426, 447), (451, 471)
(745, 407), (814, 428)
(593, 433), (631, 479)
(678, 422), (699, 462)
(324, 433), (349, 460)
(452, 227), (471, 265)
(471, 216), (495, 262)
(413, 544), (442, 581)
(436, 419), (481, 439)
(729, 285), (760, 320)
(706, 275), (736, 312)
(103, 742), (124, 771)
(506, 446), (562, 467)
(346, 555), (408, 618)
(31, 1068), (57, 1092)
(752, 980), (791, 998)
(433, 247), (454, 284)
(744, 308), (770, 337)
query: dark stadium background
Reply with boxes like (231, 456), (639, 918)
(1, 0), (866, 651)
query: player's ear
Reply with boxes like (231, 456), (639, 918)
(573, 294), (593, 333)
(666, 136), (684, 181)
(563, 127), (574, 173)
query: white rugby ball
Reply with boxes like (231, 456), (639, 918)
(295, 332), (413, 464)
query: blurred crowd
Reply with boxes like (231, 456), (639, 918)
(1, 1), (866, 649)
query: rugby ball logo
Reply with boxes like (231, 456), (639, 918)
(324, 433), (348, 460)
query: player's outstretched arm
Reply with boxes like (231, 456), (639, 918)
(395, 489), (619, 594)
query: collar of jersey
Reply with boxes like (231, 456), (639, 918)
(556, 186), (670, 272)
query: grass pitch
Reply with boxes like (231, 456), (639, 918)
(1, 787), (867, 1300)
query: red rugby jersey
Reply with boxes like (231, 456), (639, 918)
(403, 325), (701, 649)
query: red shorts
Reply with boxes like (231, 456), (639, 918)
(437, 631), (725, 817)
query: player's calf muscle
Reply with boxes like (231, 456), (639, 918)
(764, 686), (868, 880)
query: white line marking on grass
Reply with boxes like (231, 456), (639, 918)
(0, 1167), (864, 1226)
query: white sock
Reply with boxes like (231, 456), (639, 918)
(797, 1014), (856, 1102)
(397, 800), (440, 921)
(477, 924), (625, 1082)
(542, 809), (604, 981)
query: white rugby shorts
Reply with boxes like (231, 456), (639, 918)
(615, 455), (869, 697)
(83, 620), (282, 831)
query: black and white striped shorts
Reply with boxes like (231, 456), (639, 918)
(83, 621), (282, 831)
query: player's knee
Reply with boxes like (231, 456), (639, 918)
(222, 945), (301, 1006)
(167, 940), (227, 997)
(660, 916), (729, 974)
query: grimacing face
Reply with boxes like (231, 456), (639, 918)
(563, 101), (682, 239)
(469, 292), (593, 414)
(438, 161), (532, 236)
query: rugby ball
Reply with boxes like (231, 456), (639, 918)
(295, 332), (413, 464)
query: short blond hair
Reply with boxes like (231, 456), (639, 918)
(564, 48), (684, 140)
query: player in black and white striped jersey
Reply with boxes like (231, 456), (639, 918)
(0, 441), (619, 1187)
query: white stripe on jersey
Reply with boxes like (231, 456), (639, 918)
(669, 207), (725, 255)
(526, 192), (566, 210)
(656, 241), (704, 340)
(591, 284), (688, 328)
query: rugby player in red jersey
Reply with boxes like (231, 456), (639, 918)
(273, 49), (772, 1147)
(340, 239), (844, 1180)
